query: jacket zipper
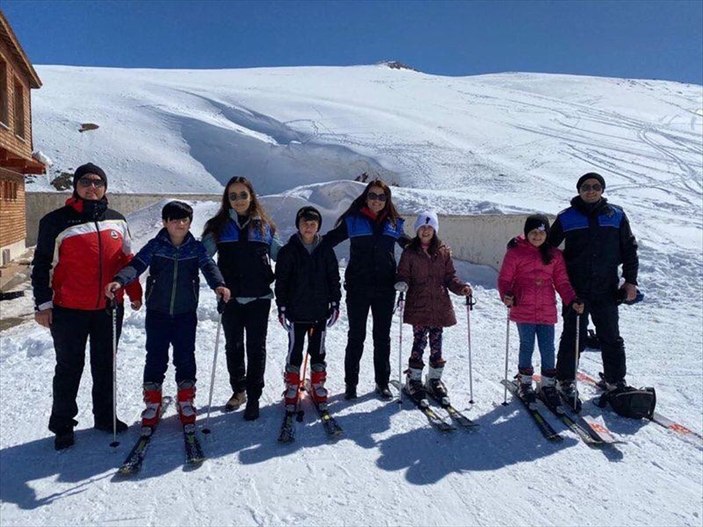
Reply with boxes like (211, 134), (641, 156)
(170, 248), (179, 315)
(95, 220), (103, 308)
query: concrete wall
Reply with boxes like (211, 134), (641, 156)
(406, 214), (536, 270)
(25, 192), (221, 246)
(25, 192), (539, 270)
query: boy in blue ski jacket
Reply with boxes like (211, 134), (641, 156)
(106, 201), (230, 428)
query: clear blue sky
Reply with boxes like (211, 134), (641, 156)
(3, 0), (702, 84)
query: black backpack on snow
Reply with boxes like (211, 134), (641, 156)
(597, 374), (656, 420)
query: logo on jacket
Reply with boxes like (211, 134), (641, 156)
(110, 230), (119, 239)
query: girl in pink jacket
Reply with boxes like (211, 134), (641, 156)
(498, 214), (583, 406)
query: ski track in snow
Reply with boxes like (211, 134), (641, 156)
(2, 67), (702, 526)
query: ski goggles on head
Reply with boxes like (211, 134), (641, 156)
(367, 192), (387, 202)
(580, 183), (602, 192)
(228, 191), (250, 201)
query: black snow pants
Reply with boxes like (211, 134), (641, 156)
(344, 289), (396, 388)
(223, 298), (270, 401)
(48, 304), (124, 433)
(556, 295), (626, 384)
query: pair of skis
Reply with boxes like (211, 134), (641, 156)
(389, 380), (480, 432)
(116, 396), (205, 477)
(278, 381), (343, 443)
(502, 380), (622, 446)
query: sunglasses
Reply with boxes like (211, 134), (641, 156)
(228, 191), (250, 201)
(367, 191), (387, 202)
(77, 177), (105, 188)
(580, 183), (603, 192)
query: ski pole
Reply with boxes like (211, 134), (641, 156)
(573, 313), (581, 411)
(396, 292), (405, 405)
(296, 348), (310, 422)
(502, 306), (511, 406)
(466, 294), (476, 404)
(109, 298), (120, 448)
(202, 300), (225, 435)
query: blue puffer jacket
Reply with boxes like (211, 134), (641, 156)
(323, 210), (409, 294)
(549, 196), (638, 298)
(114, 229), (225, 315)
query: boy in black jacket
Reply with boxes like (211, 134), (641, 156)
(275, 206), (341, 412)
(106, 201), (230, 428)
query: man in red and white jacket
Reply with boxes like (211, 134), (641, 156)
(32, 162), (142, 450)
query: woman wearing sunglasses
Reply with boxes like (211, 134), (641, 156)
(322, 179), (410, 400)
(202, 176), (281, 421)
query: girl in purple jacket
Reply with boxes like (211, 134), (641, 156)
(498, 214), (583, 406)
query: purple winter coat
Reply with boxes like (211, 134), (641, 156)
(396, 243), (467, 327)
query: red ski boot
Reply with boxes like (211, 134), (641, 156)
(177, 380), (197, 425)
(141, 382), (163, 427)
(283, 366), (300, 413)
(310, 364), (328, 408)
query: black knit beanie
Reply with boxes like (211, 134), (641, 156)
(295, 206), (322, 231)
(576, 172), (605, 191)
(73, 163), (108, 190)
(524, 214), (550, 238)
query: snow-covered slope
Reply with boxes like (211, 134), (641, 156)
(29, 65), (703, 298)
(1, 65), (702, 526)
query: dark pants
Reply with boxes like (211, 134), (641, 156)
(556, 296), (625, 383)
(223, 299), (270, 401)
(144, 310), (198, 385)
(49, 304), (124, 433)
(344, 289), (395, 387)
(286, 320), (327, 369)
(410, 326), (444, 368)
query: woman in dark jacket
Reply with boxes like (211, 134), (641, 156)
(322, 179), (410, 400)
(202, 176), (281, 420)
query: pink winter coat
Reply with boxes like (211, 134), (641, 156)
(396, 243), (467, 327)
(497, 237), (576, 325)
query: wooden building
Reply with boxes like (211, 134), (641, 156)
(0, 10), (45, 266)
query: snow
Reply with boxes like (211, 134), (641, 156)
(1, 64), (702, 526)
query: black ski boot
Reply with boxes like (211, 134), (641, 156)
(243, 399), (260, 421)
(558, 380), (582, 413)
(344, 384), (357, 400)
(54, 430), (75, 451)
(375, 383), (393, 400)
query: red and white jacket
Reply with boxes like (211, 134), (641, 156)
(32, 197), (142, 311)
(497, 236), (576, 325)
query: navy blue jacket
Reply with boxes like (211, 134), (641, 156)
(202, 213), (278, 299)
(549, 197), (638, 298)
(275, 234), (341, 322)
(323, 211), (409, 294)
(114, 229), (225, 315)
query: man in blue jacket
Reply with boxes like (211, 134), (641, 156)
(549, 173), (639, 411)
